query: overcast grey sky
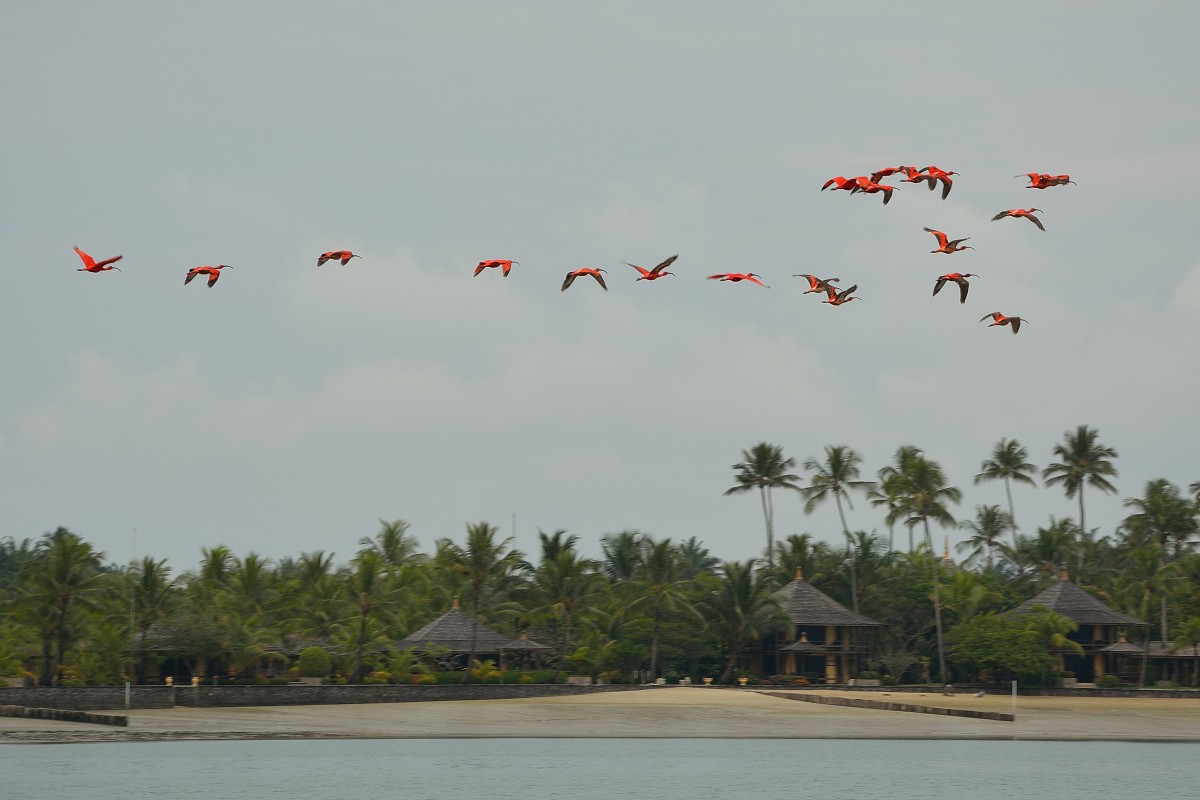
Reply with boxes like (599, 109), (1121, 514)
(3, 2), (1198, 570)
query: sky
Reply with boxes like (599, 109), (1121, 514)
(2, 2), (1198, 572)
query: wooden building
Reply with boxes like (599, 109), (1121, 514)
(767, 568), (881, 684)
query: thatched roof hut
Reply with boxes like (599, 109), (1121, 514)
(1011, 569), (1145, 627)
(775, 570), (882, 628)
(396, 598), (513, 654)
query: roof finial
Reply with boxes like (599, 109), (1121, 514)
(1060, 564), (1069, 582)
(1118, 631), (1127, 643)
(799, 631), (810, 643)
(795, 566), (804, 581)
(452, 596), (460, 610)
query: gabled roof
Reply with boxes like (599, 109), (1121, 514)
(774, 570), (881, 627)
(395, 600), (514, 653)
(1011, 574), (1146, 627)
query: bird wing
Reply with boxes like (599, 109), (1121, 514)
(990, 211), (1011, 221)
(207, 271), (219, 287)
(795, 274), (819, 290)
(93, 254), (123, 269)
(957, 278), (969, 304)
(625, 263), (651, 277)
(1010, 318), (1022, 334)
(561, 272), (577, 291)
(933, 277), (947, 297)
(318, 254), (331, 266)
(1029, 215), (1046, 232)
(980, 312), (999, 323)
(924, 228), (949, 247)
(939, 176), (953, 200)
(592, 272), (608, 290)
(651, 254), (678, 274)
(73, 247), (96, 269)
(707, 274), (728, 280)
(473, 263), (486, 276)
(184, 271), (196, 285)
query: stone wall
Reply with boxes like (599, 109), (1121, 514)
(0, 705), (128, 726)
(0, 683), (645, 711)
(762, 691), (1015, 721)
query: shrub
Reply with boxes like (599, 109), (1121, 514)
(520, 673), (534, 684)
(859, 671), (879, 680)
(1097, 674), (1120, 689)
(296, 647), (332, 679)
(364, 671), (391, 685)
(417, 674), (437, 685)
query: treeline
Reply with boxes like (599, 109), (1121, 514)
(1, 427), (1199, 688)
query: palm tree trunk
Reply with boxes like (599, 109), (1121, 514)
(650, 605), (661, 680)
(923, 519), (947, 682)
(759, 486), (774, 567)
(835, 494), (859, 613)
(1004, 476), (1018, 550)
(1077, 489), (1086, 572)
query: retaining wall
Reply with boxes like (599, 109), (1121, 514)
(761, 691), (1015, 721)
(0, 686), (175, 711)
(0, 705), (127, 726)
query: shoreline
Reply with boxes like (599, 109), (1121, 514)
(4, 687), (1200, 745)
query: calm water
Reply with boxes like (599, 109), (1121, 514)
(2, 739), (1197, 799)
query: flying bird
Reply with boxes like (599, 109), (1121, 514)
(906, 166), (956, 199)
(933, 272), (977, 304)
(794, 274), (841, 295)
(991, 208), (1045, 231)
(74, 246), (122, 273)
(854, 181), (896, 204)
(823, 284), (859, 306)
(1016, 173), (1075, 189)
(869, 166), (910, 184)
(185, 265), (232, 288)
(980, 311), (1027, 334)
(625, 254), (678, 281)
(474, 259), (518, 277)
(924, 228), (974, 254)
(561, 267), (607, 291)
(821, 176), (868, 192)
(708, 272), (769, 287)
(317, 250), (362, 266)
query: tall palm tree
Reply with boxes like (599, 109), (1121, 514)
(801, 445), (874, 611)
(893, 450), (961, 682)
(600, 530), (649, 584)
(724, 442), (803, 567)
(358, 519), (423, 572)
(1173, 616), (1200, 687)
(956, 504), (1013, 572)
(867, 468), (906, 551)
(703, 560), (786, 684)
(525, 548), (603, 680)
(437, 522), (523, 683)
(974, 437), (1038, 549)
(1122, 479), (1199, 560)
(1042, 425), (1119, 567)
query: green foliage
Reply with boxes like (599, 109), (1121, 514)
(1098, 674), (1120, 688)
(947, 614), (1051, 682)
(295, 646), (332, 678)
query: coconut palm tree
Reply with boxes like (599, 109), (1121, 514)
(358, 519), (423, 571)
(1173, 616), (1200, 687)
(1042, 425), (1119, 567)
(724, 442), (803, 567)
(800, 445), (875, 611)
(1023, 605), (1084, 677)
(956, 505), (1013, 572)
(892, 450), (961, 682)
(436, 522), (523, 683)
(630, 539), (700, 680)
(974, 438), (1038, 549)
(703, 560), (787, 684)
(525, 548), (603, 680)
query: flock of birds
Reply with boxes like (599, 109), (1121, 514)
(71, 167), (1074, 335)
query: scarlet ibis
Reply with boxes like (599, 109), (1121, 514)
(821, 176), (867, 192)
(980, 311), (1027, 334)
(823, 284), (859, 306)
(870, 166), (910, 184)
(474, 259), (519, 277)
(561, 267), (607, 291)
(185, 265), (232, 288)
(1016, 173), (1073, 189)
(708, 273), (769, 287)
(625, 254), (678, 281)
(794, 274), (841, 295)
(991, 208), (1045, 231)
(854, 181), (896, 205)
(317, 250), (361, 266)
(924, 228), (974, 254)
(906, 167), (956, 199)
(1046, 174), (1076, 186)
(74, 246), (122, 273)
(933, 273), (977, 304)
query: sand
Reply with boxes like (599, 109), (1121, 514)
(3, 687), (1199, 744)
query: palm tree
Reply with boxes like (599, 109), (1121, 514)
(1023, 605), (1084, 676)
(1042, 425), (1119, 567)
(437, 522), (523, 683)
(724, 442), (803, 567)
(343, 551), (402, 682)
(1122, 478), (1199, 648)
(358, 519), (422, 571)
(956, 505), (1013, 572)
(800, 445), (875, 611)
(703, 560), (786, 684)
(131, 557), (177, 682)
(630, 539), (700, 680)
(600, 530), (649, 584)
(525, 548), (603, 680)
(974, 438), (1038, 549)
(867, 468), (906, 551)
(893, 449), (961, 682)
(1172, 616), (1200, 687)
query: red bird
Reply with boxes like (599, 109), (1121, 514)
(821, 175), (869, 192)
(980, 311), (1027, 334)
(474, 259), (519, 277)
(1016, 173), (1074, 189)
(185, 265), (232, 288)
(869, 166), (910, 184)
(992, 208), (1045, 231)
(317, 250), (362, 266)
(708, 272), (769, 287)
(625, 254), (678, 281)
(1046, 174), (1077, 186)
(561, 267), (607, 291)
(906, 166), (956, 199)
(854, 181), (896, 205)
(823, 284), (859, 306)
(794, 274), (841, 295)
(924, 228), (974, 254)
(933, 272), (977, 304)
(74, 246), (122, 273)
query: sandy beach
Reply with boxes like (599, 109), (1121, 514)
(3, 688), (1199, 744)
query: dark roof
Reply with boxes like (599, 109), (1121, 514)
(781, 632), (829, 652)
(501, 633), (552, 652)
(1011, 577), (1147, 626)
(1147, 641), (1200, 658)
(396, 604), (513, 653)
(775, 572), (881, 627)
(1100, 638), (1145, 655)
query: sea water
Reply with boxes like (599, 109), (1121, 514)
(2, 738), (1196, 799)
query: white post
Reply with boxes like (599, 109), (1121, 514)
(1011, 679), (1017, 718)
(125, 681), (131, 710)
